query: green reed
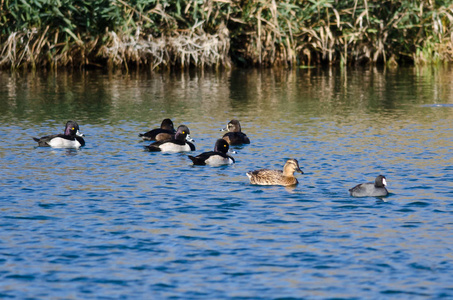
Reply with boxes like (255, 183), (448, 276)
(0, 0), (452, 69)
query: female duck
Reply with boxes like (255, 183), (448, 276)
(246, 159), (303, 186)
(349, 175), (389, 197)
(33, 121), (85, 148)
(145, 125), (195, 152)
(188, 139), (235, 166)
(139, 118), (176, 141)
(222, 119), (250, 145)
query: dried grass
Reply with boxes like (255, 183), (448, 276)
(0, 0), (452, 69)
(0, 28), (99, 69)
(99, 22), (231, 70)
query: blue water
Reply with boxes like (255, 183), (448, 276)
(0, 67), (452, 299)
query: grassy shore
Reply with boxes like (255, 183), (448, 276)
(1, 0), (452, 70)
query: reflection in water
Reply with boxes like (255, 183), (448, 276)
(0, 66), (452, 299)
(1, 66), (452, 126)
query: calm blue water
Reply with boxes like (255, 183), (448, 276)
(0, 67), (452, 299)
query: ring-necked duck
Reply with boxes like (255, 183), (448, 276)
(188, 139), (235, 166)
(222, 119), (250, 145)
(145, 125), (195, 152)
(33, 121), (85, 148)
(349, 175), (389, 197)
(246, 159), (303, 186)
(139, 118), (176, 141)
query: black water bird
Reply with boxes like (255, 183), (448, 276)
(145, 125), (195, 152)
(221, 119), (250, 145)
(139, 118), (176, 141)
(349, 175), (389, 197)
(188, 139), (235, 166)
(33, 121), (85, 148)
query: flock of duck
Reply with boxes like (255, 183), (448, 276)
(33, 119), (389, 198)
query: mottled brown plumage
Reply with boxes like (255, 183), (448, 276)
(246, 159), (303, 186)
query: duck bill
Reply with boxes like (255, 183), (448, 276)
(186, 134), (195, 142)
(76, 130), (85, 137)
(296, 168), (304, 174)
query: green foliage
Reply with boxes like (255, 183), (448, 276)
(0, 0), (452, 69)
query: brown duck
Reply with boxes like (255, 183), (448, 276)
(246, 159), (303, 186)
(222, 119), (250, 145)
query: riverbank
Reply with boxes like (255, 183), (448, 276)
(1, 0), (452, 70)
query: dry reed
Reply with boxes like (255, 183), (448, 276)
(0, 0), (452, 70)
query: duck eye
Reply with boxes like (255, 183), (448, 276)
(71, 127), (75, 130)
(182, 131), (185, 134)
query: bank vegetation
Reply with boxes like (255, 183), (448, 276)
(1, 0), (452, 70)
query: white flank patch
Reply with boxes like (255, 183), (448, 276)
(48, 138), (81, 148)
(159, 143), (192, 153)
(205, 155), (233, 166)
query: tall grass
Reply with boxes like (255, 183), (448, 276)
(0, 0), (452, 70)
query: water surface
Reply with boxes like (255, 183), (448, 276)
(0, 66), (452, 299)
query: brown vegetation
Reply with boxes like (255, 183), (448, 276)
(0, 0), (452, 70)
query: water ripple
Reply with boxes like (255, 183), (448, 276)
(0, 69), (452, 299)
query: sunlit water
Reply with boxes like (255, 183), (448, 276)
(0, 67), (452, 299)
